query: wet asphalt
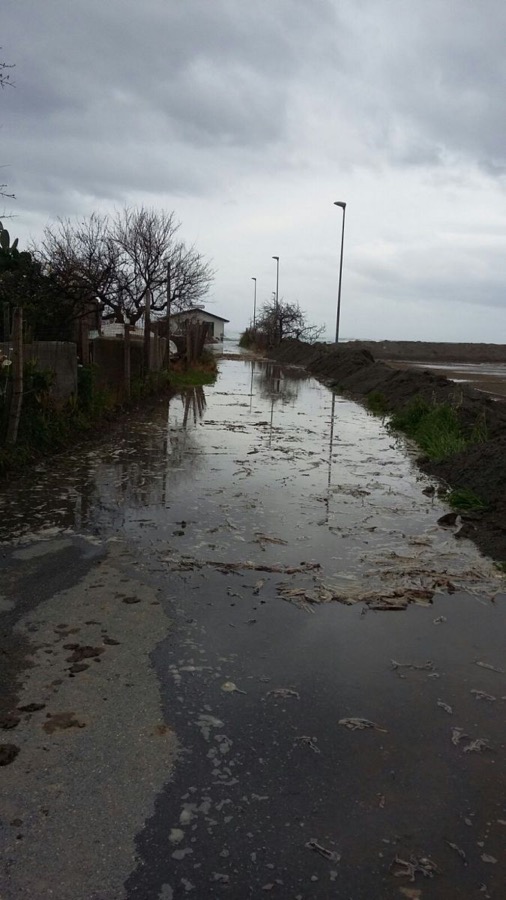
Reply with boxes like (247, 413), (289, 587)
(1, 351), (506, 899)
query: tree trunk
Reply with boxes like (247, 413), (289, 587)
(143, 289), (151, 375)
(6, 307), (23, 445)
(124, 325), (131, 399)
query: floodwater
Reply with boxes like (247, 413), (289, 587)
(2, 354), (506, 899)
(395, 360), (506, 399)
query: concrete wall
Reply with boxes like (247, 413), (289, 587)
(0, 341), (77, 403)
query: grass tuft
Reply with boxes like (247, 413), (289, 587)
(447, 488), (487, 512)
(366, 391), (389, 415)
(388, 397), (486, 461)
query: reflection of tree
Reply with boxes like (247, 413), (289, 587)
(182, 387), (206, 427)
(0, 396), (208, 539)
(254, 361), (304, 405)
(166, 387), (206, 469)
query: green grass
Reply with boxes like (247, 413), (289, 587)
(366, 391), (389, 415)
(388, 396), (487, 461)
(447, 488), (487, 512)
(168, 367), (217, 389)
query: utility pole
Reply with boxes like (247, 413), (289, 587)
(166, 262), (172, 370)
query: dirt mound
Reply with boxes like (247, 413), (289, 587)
(269, 340), (506, 562)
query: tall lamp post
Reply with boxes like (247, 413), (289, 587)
(334, 201), (346, 344)
(272, 256), (280, 344)
(251, 277), (257, 327)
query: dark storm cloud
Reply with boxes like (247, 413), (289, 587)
(348, 0), (506, 172)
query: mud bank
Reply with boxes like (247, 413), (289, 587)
(268, 340), (506, 563)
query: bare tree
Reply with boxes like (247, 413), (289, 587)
(1, 52), (15, 206)
(253, 299), (325, 346)
(35, 207), (214, 326)
(0, 52), (14, 89)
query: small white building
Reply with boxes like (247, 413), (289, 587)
(169, 308), (229, 343)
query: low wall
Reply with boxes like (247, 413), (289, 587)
(0, 340), (77, 403)
(90, 336), (167, 399)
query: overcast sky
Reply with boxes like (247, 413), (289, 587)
(2, 0), (506, 341)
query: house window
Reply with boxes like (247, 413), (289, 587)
(208, 322), (215, 337)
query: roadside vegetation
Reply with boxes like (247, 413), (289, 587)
(166, 352), (218, 389)
(447, 488), (488, 513)
(0, 361), (177, 477)
(367, 393), (488, 462)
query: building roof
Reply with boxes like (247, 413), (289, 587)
(170, 308), (229, 323)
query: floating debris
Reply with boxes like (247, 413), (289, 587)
(305, 839), (341, 863)
(481, 854), (497, 864)
(437, 700), (453, 715)
(452, 728), (466, 746)
(471, 690), (496, 702)
(391, 659), (435, 672)
(221, 681), (246, 695)
(338, 717), (387, 733)
(265, 688), (300, 700)
(433, 615), (447, 625)
(445, 841), (467, 864)
(254, 533), (288, 546)
(475, 661), (505, 674)
(391, 854), (440, 881)
(463, 738), (492, 753)
(294, 735), (320, 753)
(166, 556), (321, 575)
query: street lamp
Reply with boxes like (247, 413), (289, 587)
(272, 256), (280, 344)
(251, 277), (257, 327)
(334, 201), (346, 344)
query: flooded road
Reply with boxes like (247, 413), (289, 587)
(1, 355), (506, 899)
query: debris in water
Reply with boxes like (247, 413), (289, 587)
(305, 839), (341, 863)
(451, 728), (466, 746)
(437, 512), (459, 527)
(0, 744), (19, 766)
(390, 854), (440, 881)
(391, 659), (434, 672)
(481, 854), (497, 864)
(167, 556), (321, 575)
(253, 579), (265, 595)
(294, 735), (320, 753)
(254, 532), (288, 546)
(446, 840), (467, 864)
(433, 615), (447, 625)
(463, 738), (492, 753)
(265, 688), (300, 700)
(437, 700), (453, 714)
(471, 690), (496, 702)
(338, 717), (387, 733)
(221, 681), (246, 695)
(475, 661), (505, 674)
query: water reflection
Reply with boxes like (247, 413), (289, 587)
(254, 361), (303, 405)
(0, 388), (210, 542)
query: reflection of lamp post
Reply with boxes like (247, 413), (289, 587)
(272, 256), (280, 344)
(251, 277), (257, 327)
(334, 201), (346, 344)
